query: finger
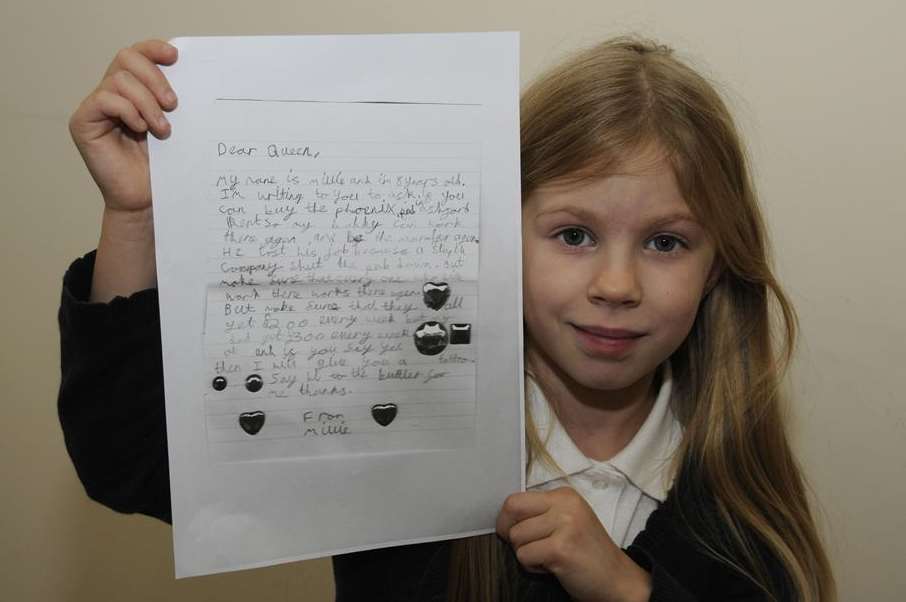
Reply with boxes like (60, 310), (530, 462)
(131, 39), (179, 65)
(507, 512), (556, 548)
(108, 70), (171, 139)
(513, 538), (556, 574)
(104, 43), (178, 111)
(496, 491), (552, 539)
(106, 40), (178, 75)
(77, 89), (149, 136)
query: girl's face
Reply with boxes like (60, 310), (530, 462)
(522, 151), (717, 399)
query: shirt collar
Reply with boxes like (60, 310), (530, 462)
(525, 365), (682, 502)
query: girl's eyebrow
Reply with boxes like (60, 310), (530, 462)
(534, 206), (700, 229)
(534, 206), (599, 222)
(645, 212), (701, 229)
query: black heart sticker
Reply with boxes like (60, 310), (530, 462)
(371, 403), (398, 427)
(413, 321), (449, 356)
(239, 411), (266, 435)
(422, 282), (451, 310)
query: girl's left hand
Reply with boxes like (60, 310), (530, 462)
(496, 486), (652, 602)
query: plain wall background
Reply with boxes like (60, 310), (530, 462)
(2, 0), (903, 599)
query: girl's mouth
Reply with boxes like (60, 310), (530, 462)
(571, 324), (645, 357)
(573, 324), (645, 338)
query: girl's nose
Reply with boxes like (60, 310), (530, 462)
(587, 255), (642, 307)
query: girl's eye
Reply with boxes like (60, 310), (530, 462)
(557, 228), (593, 247)
(647, 234), (684, 253)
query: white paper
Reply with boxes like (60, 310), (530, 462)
(148, 33), (523, 577)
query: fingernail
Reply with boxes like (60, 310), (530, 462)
(164, 90), (177, 105)
(159, 115), (170, 129)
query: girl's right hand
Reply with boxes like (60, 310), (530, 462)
(69, 39), (179, 213)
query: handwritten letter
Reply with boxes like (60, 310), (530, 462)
(203, 139), (481, 461)
(150, 33), (521, 577)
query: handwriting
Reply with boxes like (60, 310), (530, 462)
(204, 141), (479, 453)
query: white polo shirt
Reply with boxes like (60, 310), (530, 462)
(525, 367), (683, 548)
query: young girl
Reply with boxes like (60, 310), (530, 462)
(60, 37), (835, 601)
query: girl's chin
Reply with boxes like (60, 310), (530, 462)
(525, 344), (659, 397)
(558, 365), (651, 394)
(574, 374), (645, 393)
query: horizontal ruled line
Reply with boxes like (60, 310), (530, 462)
(216, 97), (482, 107)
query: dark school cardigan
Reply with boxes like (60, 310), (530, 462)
(58, 251), (790, 601)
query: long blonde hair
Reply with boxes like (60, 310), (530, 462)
(448, 37), (835, 602)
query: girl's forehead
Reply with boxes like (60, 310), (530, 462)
(524, 167), (712, 235)
(527, 140), (676, 194)
(530, 160), (688, 210)
(581, 140), (674, 179)
(524, 145), (719, 230)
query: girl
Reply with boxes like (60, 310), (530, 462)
(60, 37), (835, 601)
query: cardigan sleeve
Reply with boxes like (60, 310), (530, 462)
(58, 250), (173, 524)
(624, 492), (787, 601)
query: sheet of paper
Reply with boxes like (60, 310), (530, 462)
(148, 33), (523, 577)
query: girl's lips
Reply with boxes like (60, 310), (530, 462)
(571, 324), (645, 357)
(572, 324), (645, 338)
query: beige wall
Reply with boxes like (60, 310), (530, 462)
(3, 0), (903, 599)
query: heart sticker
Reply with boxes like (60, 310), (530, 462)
(371, 403), (398, 427)
(414, 321), (449, 355)
(422, 282), (451, 310)
(239, 411), (266, 435)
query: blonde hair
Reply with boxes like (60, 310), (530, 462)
(448, 36), (835, 602)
